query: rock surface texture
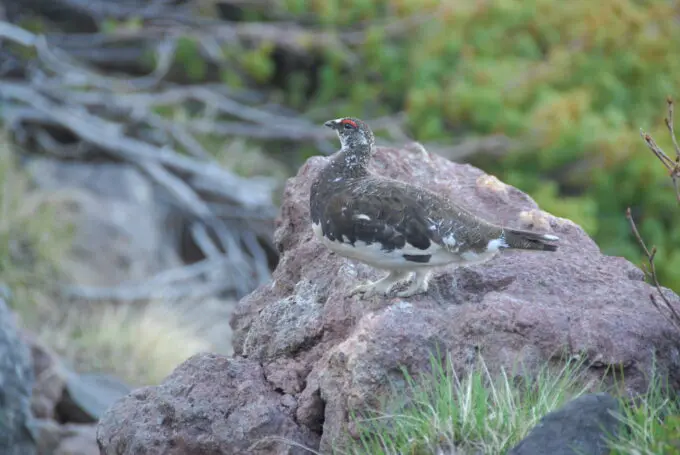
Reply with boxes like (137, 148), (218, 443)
(98, 145), (680, 453)
(508, 392), (620, 455)
(0, 298), (36, 455)
(96, 353), (319, 454)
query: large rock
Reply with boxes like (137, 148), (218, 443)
(0, 298), (36, 455)
(35, 420), (98, 455)
(96, 353), (319, 454)
(22, 331), (130, 454)
(98, 145), (680, 453)
(24, 331), (66, 421)
(509, 392), (620, 455)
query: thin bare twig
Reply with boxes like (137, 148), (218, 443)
(639, 97), (680, 203)
(630, 98), (680, 330)
(59, 257), (234, 302)
(626, 208), (680, 331)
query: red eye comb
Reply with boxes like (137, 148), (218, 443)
(341, 119), (357, 128)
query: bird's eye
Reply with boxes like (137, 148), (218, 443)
(340, 119), (357, 130)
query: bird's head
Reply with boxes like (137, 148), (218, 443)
(324, 117), (375, 151)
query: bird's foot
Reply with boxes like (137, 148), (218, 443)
(395, 281), (429, 297)
(395, 270), (431, 298)
(349, 271), (411, 298)
(349, 281), (382, 298)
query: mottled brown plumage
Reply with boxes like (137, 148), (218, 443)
(309, 117), (559, 297)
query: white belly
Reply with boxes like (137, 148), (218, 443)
(311, 222), (497, 270)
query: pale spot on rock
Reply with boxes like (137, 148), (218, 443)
(476, 174), (509, 198)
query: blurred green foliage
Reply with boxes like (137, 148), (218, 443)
(649, 415), (680, 454)
(0, 138), (72, 323)
(247, 0), (680, 292)
(99, 0), (680, 293)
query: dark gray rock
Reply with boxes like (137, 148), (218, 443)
(23, 330), (131, 423)
(0, 298), (36, 455)
(22, 331), (126, 454)
(509, 392), (620, 455)
(59, 371), (132, 423)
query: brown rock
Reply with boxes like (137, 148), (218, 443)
(22, 332), (67, 420)
(34, 420), (98, 455)
(97, 145), (680, 454)
(34, 420), (61, 455)
(231, 145), (680, 451)
(0, 299), (37, 455)
(55, 424), (98, 455)
(96, 353), (319, 455)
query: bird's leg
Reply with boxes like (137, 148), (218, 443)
(349, 270), (412, 298)
(396, 269), (431, 297)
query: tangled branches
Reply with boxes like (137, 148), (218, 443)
(0, 17), (331, 301)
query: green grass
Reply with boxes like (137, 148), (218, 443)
(339, 354), (680, 455)
(0, 136), (72, 312)
(36, 299), (217, 386)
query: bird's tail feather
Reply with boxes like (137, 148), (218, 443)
(501, 228), (559, 252)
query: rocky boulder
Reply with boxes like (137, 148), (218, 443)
(35, 420), (98, 455)
(0, 298), (36, 455)
(98, 144), (680, 453)
(96, 353), (319, 454)
(22, 331), (129, 455)
(508, 392), (620, 455)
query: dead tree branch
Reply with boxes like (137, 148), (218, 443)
(0, 20), (298, 300)
(630, 97), (680, 331)
(0, 9), (414, 302)
(626, 208), (680, 331)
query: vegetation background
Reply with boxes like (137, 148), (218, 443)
(3, 1), (680, 453)
(159, 0), (680, 291)
(3, 0), (680, 383)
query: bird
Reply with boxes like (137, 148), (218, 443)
(309, 117), (559, 298)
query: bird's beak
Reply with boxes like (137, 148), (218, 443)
(324, 119), (339, 130)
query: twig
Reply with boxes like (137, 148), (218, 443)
(0, 22), (37, 46)
(626, 208), (680, 331)
(60, 257), (235, 302)
(135, 159), (213, 218)
(639, 97), (680, 203)
(61, 281), (231, 302)
(0, 82), (276, 207)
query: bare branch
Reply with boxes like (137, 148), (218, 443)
(626, 208), (680, 331)
(59, 257), (234, 302)
(0, 21), (38, 46)
(639, 97), (680, 203)
(0, 19), (292, 300)
(665, 96), (680, 163)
